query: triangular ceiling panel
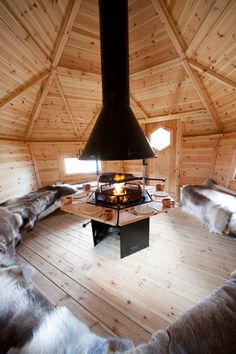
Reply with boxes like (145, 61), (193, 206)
(2, 0), (70, 58)
(189, 1), (236, 79)
(130, 58), (204, 118)
(56, 68), (102, 141)
(31, 78), (79, 141)
(181, 111), (218, 137)
(129, 2), (178, 74)
(0, 16), (46, 100)
(0, 81), (42, 139)
(59, 0), (100, 73)
(199, 75), (236, 132)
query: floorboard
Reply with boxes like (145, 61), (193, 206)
(16, 207), (236, 345)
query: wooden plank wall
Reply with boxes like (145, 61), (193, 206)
(179, 135), (220, 186)
(147, 121), (178, 196)
(29, 142), (123, 187)
(1, 133), (235, 202)
(29, 142), (92, 186)
(123, 121), (180, 197)
(0, 140), (37, 203)
(180, 133), (236, 190)
(213, 132), (236, 191)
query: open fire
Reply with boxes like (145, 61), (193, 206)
(87, 173), (151, 209)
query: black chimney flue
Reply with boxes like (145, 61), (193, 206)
(80, 0), (155, 161)
(100, 0), (129, 105)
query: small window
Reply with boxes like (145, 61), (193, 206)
(150, 127), (171, 151)
(64, 157), (99, 175)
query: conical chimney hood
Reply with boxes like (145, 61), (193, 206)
(80, 0), (155, 161)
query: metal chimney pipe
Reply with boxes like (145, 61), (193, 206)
(80, 0), (155, 161)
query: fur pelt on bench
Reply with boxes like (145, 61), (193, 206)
(0, 185), (77, 253)
(127, 269), (236, 354)
(182, 179), (236, 236)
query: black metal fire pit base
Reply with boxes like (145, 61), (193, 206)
(91, 218), (149, 258)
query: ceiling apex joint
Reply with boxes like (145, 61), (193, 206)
(151, 0), (224, 133)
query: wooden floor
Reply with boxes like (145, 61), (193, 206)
(17, 207), (236, 345)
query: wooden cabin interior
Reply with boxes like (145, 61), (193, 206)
(0, 0), (236, 348)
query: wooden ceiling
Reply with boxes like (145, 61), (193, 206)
(0, 0), (236, 142)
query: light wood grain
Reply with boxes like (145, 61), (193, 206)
(16, 207), (236, 342)
(0, 140), (37, 202)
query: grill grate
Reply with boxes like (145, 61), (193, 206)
(87, 182), (151, 210)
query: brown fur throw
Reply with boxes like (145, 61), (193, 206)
(127, 270), (236, 354)
(0, 185), (77, 253)
(0, 254), (133, 354)
(182, 179), (236, 236)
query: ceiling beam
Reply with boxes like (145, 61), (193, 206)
(130, 95), (149, 119)
(189, 60), (236, 91)
(79, 105), (102, 140)
(54, 74), (80, 137)
(0, 70), (49, 110)
(151, 0), (224, 132)
(168, 66), (186, 114)
(0, 136), (23, 142)
(51, 0), (82, 68)
(181, 59), (224, 131)
(25, 71), (56, 140)
(138, 109), (207, 124)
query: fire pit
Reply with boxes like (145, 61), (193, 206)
(86, 173), (152, 210)
(62, 172), (166, 258)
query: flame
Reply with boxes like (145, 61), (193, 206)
(113, 182), (125, 195)
(114, 174), (126, 182)
(123, 195), (128, 203)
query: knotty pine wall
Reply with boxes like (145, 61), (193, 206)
(29, 142), (94, 187)
(121, 128), (235, 197)
(213, 132), (236, 192)
(123, 120), (181, 198)
(29, 142), (123, 187)
(179, 135), (220, 186)
(180, 133), (236, 191)
(0, 140), (37, 203)
(0, 132), (235, 202)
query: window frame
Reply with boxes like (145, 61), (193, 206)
(232, 152), (236, 181)
(62, 156), (99, 176)
(150, 125), (173, 152)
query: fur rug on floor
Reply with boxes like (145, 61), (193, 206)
(1, 253), (236, 354)
(0, 254), (133, 354)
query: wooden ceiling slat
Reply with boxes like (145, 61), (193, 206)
(0, 0), (235, 140)
(186, 0), (231, 58)
(2, 0), (68, 57)
(25, 71), (56, 140)
(151, 0), (224, 133)
(54, 74), (80, 137)
(0, 71), (48, 110)
(189, 60), (236, 90)
(0, 1), (51, 69)
(52, 0), (83, 68)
